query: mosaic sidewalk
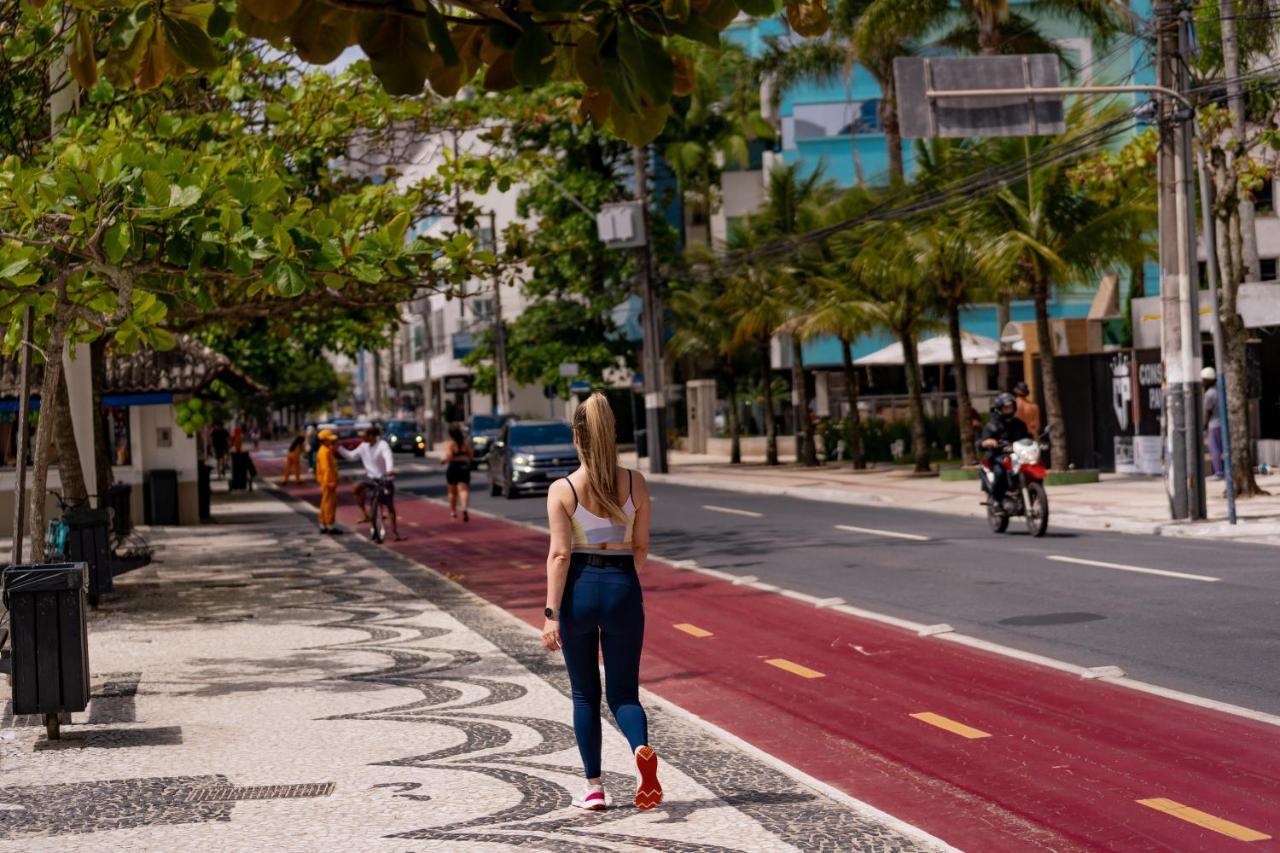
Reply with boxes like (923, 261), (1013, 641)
(0, 488), (936, 852)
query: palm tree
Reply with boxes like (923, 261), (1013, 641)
(975, 108), (1154, 468)
(757, 0), (914, 184)
(669, 259), (746, 464)
(830, 221), (938, 472)
(756, 164), (835, 466)
(908, 139), (997, 466)
(665, 43), (773, 246)
(723, 226), (791, 465)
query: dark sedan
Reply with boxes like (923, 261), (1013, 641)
(468, 414), (509, 469)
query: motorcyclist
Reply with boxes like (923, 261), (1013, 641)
(979, 392), (1030, 510)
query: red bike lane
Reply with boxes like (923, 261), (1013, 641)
(264, 467), (1280, 850)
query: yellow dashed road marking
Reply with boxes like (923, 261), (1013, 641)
(910, 712), (991, 740)
(765, 658), (825, 679)
(1137, 799), (1270, 842)
(674, 623), (714, 638)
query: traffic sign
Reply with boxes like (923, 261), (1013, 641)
(894, 54), (1065, 139)
(558, 362), (579, 378)
(569, 380), (591, 394)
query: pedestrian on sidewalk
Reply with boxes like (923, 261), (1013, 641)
(442, 423), (475, 522)
(210, 421), (230, 479)
(541, 392), (662, 812)
(282, 434), (305, 485)
(305, 423), (318, 471)
(316, 428), (342, 534)
(1012, 381), (1041, 437)
(1203, 367), (1224, 479)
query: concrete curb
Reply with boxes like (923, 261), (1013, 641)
(644, 472), (1280, 543)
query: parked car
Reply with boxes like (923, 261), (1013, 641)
(385, 419), (426, 456)
(488, 420), (579, 498)
(338, 422), (367, 451)
(468, 413), (510, 469)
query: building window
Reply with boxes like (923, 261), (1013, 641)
(787, 100), (881, 147)
(1261, 257), (1277, 282)
(1255, 179), (1274, 215)
(409, 319), (426, 362)
(430, 309), (446, 356)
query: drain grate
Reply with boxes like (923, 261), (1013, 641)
(185, 782), (335, 802)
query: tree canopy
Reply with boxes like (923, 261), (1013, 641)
(59, 0), (829, 145)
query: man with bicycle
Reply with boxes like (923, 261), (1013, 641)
(338, 426), (402, 541)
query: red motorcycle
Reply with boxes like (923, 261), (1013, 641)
(979, 437), (1049, 537)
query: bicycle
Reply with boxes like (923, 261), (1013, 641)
(43, 490), (85, 561)
(367, 476), (394, 543)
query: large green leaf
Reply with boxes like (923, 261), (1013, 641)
(609, 100), (671, 146)
(356, 13), (434, 96)
(241, 0), (303, 25)
(422, 5), (459, 67)
(104, 221), (132, 264)
(615, 20), (672, 108)
(161, 13), (219, 69)
(289, 3), (354, 65)
(513, 22), (555, 87)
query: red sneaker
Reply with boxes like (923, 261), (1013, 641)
(634, 746), (663, 810)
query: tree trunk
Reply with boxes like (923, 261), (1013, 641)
(790, 336), (817, 466)
(839, 334), (866, 469)
(725, 365), (741, 465)
(1220, 308), (1262, 495)
(29, 322), (67, 562)
(758, 341), (778, 465)
(995, 292), (1012, 390)
(948, 299), (977, 466)
(50, 372), (87, 506)
(90, 337), (113, 508)
(1220, 0), (1261, 282)
(1032, 280), (1067, 468)
(877, 65), (904, 185)
(900, 330), (930, 472)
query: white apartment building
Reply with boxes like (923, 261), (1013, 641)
(391, 127), (563, 444)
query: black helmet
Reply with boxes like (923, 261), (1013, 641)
(992, 392), (1016, 415)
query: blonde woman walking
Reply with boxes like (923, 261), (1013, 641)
(541, 393), (662, 812)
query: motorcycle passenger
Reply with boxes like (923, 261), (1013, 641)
(979, 392), (1030, 511)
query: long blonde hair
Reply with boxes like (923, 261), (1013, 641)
(572, 393), (627, 523)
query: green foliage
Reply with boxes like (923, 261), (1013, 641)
(69, 0), (828, 145)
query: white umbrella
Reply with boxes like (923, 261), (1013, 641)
(855, 332), (1001, 366)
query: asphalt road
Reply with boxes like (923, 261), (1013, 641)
(389, 456), (1280, 717)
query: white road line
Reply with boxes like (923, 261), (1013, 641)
(834, 524), (930, 542)
(1046, 555), (1220, 583)
(702, 504), (763, 518)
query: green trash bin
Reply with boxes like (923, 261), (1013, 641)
(2, 562), (90, 739)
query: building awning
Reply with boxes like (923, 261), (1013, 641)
(855, 332), (1006, 367)
(0, 336), (262, 400)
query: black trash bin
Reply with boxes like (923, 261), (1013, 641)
(2, 562), (90, 739)
(635, 429), (648, 459)
(62, 507), (113, 604)
(144, 469), (179, 525)
(229, 451), (254, 491)
(107, 482), (132, 536)
(197, 462), (211, 520)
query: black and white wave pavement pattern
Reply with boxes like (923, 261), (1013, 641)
(281, 493), (930, 853)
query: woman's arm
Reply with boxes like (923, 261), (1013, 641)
(542, 478), (574, 651)
(630, 471), (651, 571)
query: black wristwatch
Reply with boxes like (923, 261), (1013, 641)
(544, 607), (559, 620)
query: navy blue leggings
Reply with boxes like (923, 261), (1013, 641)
(559, 555), (648, 779)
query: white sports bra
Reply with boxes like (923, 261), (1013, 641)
(567, 471), (635, 552)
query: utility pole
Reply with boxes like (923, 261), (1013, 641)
(633, 145), (668, 474)
(1156, 0), (1191, 519)
(1177, 7), (1206, 519)
(488, 210), (510, 416)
